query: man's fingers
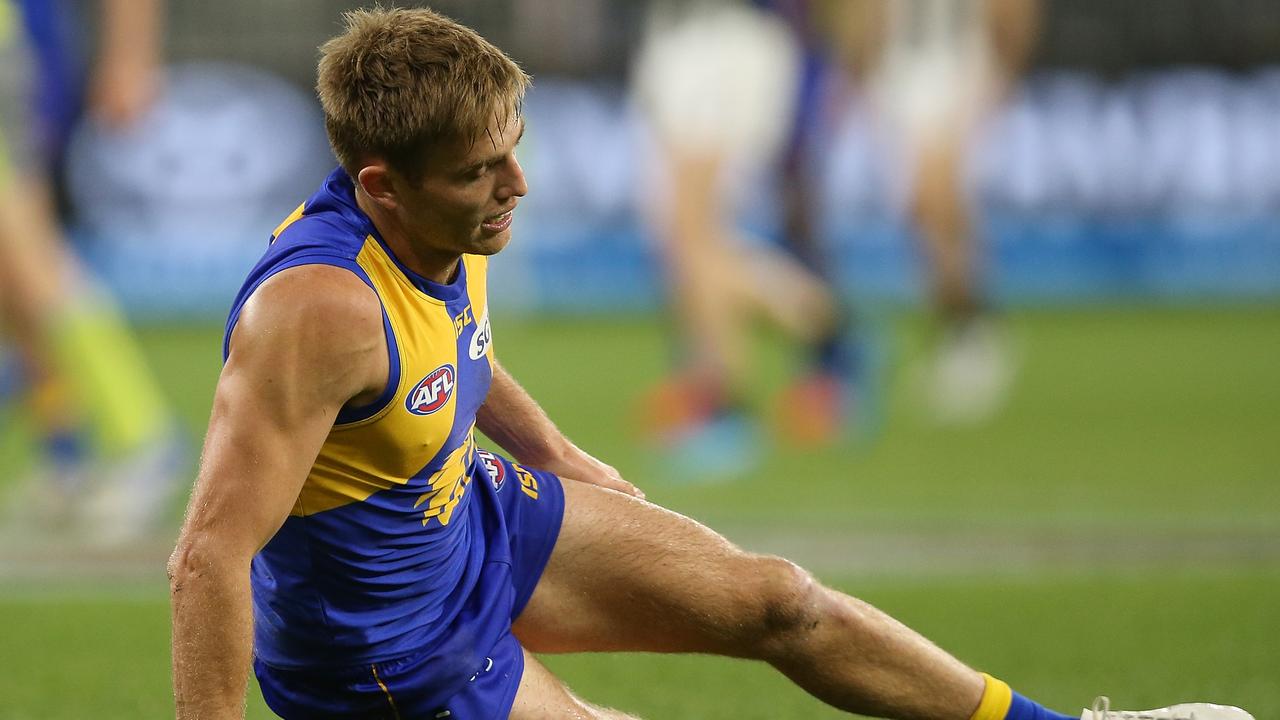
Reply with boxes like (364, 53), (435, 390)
(619, 479), (645, 500)
(605, 471), (645, 499)
(602, 475), (642, 499)
(580, 473), (645, 500)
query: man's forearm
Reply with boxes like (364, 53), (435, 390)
(170, 544), (255, 719)
(477, 359), (570, 466)
(478, 358), (641, 496)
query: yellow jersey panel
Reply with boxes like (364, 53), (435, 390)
(289, 235), (490, 518)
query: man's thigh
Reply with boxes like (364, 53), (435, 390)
(512, 478), (787, 656)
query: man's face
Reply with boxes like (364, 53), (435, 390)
(395, 117), (528, 258)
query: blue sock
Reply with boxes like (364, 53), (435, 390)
(1005, 691), (1076, 720)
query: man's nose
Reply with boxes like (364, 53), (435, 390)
(498, 154), (528, 199)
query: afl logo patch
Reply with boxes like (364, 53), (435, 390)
(476, 449), (505, 491)
(406, 365), (456, 416)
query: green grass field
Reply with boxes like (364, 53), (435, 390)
(1, 305), (1277, 719)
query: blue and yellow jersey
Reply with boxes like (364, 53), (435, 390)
(225, 168), (509, 671)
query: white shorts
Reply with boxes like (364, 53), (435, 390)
(869, 49), (998, 153)
(632, 3), (801, 168)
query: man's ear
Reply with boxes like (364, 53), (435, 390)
(356, 163), (399, 210)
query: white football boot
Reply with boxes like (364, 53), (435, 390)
(1081, 695), (1255, 720)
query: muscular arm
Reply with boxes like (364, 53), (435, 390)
(477, 359), (642, 498)
(168, 266), (387, 719)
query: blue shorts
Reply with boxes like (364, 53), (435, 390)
(255, 451), (565, 720)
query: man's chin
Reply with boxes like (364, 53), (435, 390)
(470, 230), (511, 256)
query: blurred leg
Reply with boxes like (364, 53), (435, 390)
(739, 239), (841, 346)
(636, 1), (814, 443)
(0, 148), (180, 538)
(909, 128), (1018, 424)
(912, 133), (981, 323)
(0, 176), (169, 457)
(0, 176), (89, 464)
(660, 150), (750, 393)
(0, 174), (75, 350)
(657, 150), (851, 446)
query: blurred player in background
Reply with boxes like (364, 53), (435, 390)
(634, 0), (872, 479)
(635, 0), (1040, 457)
(0, 0), (182, 540)
(828, 0), (1041, 423)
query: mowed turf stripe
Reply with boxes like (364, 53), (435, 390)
(1, 524), (1277, 587)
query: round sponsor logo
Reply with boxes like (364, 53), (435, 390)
(476, 449), (505, 490)
(469, 310), (492, 360)
(406, 365), (456, 416)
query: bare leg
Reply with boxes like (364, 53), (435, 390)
(514, 480), (983, 720)
(510, 649), (641, 720)
(0, 177), (87, 447)
(912, 134), (980, 323)
(0, 170), (171, 458)
(660, 150), (751, 390)
(740, 240), (841, 346)
(661, 151), (842, 391)
(909, 127), (1020, 424)
(0, 177), (78, 363)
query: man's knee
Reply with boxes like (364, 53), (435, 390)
(736, 555), (826, 655)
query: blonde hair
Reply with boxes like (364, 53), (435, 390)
(317, 6), (530, 181)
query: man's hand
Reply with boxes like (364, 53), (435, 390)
(538, 441), (644, 500)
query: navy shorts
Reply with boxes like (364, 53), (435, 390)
(255, 451), (565, 719)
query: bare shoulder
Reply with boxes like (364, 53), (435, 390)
(235, 264), (380, 344)
(228, 264), (387, 409)
(181, 265), (384, 562)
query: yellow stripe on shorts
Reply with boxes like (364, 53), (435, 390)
(370, 664), (403, 720)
